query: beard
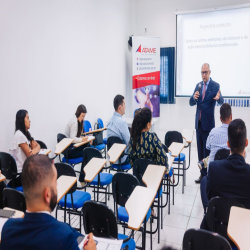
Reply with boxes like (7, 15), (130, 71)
(49, 188), (57, 212)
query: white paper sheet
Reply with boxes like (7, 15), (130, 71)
(78, 235), (123, 250)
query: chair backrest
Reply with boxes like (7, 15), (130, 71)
(162, 143), (168, 153)
(36, 140), (47, 149)
(82, 201), (118, 239)
(0, 152), (18, 180)
(206, 197), (245, 241)
(214, 149), (230, 161)
(79, 148), (103, 182)
(54, 162), (77, 193)
(84, 120), (92, 133)
(97, 118), (104, 129)
(112, 172), (140, 207)
(3, 188), (26, 212)
(57, 133), (67, 143)
(57, 134), (69, 156)
(182, 228), (232, 250)
(133, 158), (155, 187)
(164, 131), (183, 151)
(107, 136), (126, 159)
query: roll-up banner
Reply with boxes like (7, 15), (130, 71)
(132, 36), (160, 117)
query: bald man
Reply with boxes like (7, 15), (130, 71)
(189, 63), (224, 183)
(1, 155), (96, 250)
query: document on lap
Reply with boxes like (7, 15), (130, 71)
(79, 235), (123, 250)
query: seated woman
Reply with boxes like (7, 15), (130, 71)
(9, 110), (41, 187)
(128, 107), (169, 172)
(65, 104), (90, 159)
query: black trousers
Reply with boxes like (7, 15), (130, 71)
(68, 144), (88, 159)
(200, 176), (209, 213)
(196, 121), (210, 161)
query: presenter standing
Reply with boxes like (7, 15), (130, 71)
(189, 63), (224, 183)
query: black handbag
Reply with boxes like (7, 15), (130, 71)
(93, 123), (103, 146)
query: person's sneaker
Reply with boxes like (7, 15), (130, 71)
(197, 160), (204, 170)
(195, 174), (203, 184)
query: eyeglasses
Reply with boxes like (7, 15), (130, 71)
(201, 71), (209, 75)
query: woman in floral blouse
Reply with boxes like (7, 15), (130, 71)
(128, 107), (169, 173)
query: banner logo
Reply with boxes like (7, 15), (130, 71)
(136, 45), (156, 54)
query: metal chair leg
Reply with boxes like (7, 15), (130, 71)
(168, 180), (171, 215)
(80, 213), (82, 233)
(161, 194), (163, 229)
(172, 182), (174, 205)
(64, 194), (67, 223)
(69, 210), (71, 226)
(182, 163), (185, 194)
(142, 218), (147, 250)
(150, 217), (153, 250)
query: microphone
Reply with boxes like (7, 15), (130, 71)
(198, 83), (202, 93)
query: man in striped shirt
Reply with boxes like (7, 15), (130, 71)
(195, 103), (232, 183)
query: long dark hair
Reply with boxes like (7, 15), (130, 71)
(75, 104), (87, 137)
(15, 110), (33, 141)
(131, 107), (152, 150)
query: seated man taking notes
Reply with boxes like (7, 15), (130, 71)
(107, 94), (130, 164)
(200, 119), (250, 229)
(1, 155), (96, 250)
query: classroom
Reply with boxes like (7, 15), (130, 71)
(0, 0), (250, 249)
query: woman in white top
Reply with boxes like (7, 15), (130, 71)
(9, 110), (41, 187)
(65, 104), (89, 159)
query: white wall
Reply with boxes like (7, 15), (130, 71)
(133, 0), (250, 147)
(0, 0), (134, 152)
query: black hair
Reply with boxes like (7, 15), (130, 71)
(228, 119), (247, 154)
(75, 104), (87, 137)
(15, 110), (33, 141)
(113, 95), (124, 111)
(22, 155), (54, 201)
(220, 103), (232, 121)
(131, 107), (152, 150)
(134, 108), (141, 117)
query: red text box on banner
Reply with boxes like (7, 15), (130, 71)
(132, 71), (160, 89)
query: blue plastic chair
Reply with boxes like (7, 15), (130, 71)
(82, 201), (136, 250)
(0, 152), (23, 192)
(3, 188), (26, 212)
(80, 147), (112, 204)
(57, 133), (83, 166)
(206, 197), (244, 250)
(165, 131), (186, 198)
(55, 162), (91, 233)
(97, 118), (107, 145)
(132, 158), (164, 244)
(84, 120), (106, 153)
(183, 229), (232, 250)
(112, 172), (152, 248)
(107, 137), (132, 172)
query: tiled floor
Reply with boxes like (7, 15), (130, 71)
(53, 146), (207, 250)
